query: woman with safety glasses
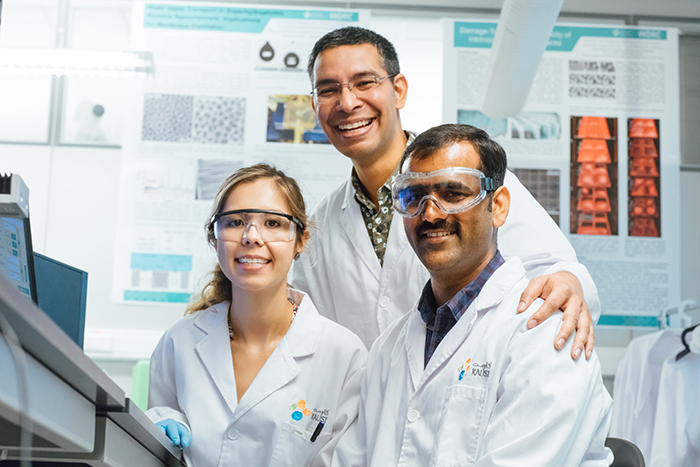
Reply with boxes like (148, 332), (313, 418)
(146, 163), (366, 467)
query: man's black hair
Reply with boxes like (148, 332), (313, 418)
(400, 123), (508, 186)
(307, 26), (400, 83)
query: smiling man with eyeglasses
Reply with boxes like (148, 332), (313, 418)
(290, 26), (599, 360)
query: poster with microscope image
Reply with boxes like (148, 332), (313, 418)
(113, 1), (369, 304)
(443, 19), (682, 323)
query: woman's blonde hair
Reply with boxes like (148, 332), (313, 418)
(185, 163), (309, 315)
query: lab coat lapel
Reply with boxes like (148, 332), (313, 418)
(194, 303), (239, 415)
(404, 310), (427, 391)
(340, 180), (381, 281)
(382, 210), (412, 273)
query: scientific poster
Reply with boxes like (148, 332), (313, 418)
(113, 1), (369, 304)
(443, 21), (681, 323)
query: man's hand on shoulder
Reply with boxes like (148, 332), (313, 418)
(516, 271), (594, 361)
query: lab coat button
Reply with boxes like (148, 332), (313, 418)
(379, 296), (391, 308)
(407, 409), (420, 423)
(227, 429), (240, 440)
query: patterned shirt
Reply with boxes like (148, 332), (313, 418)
(351, 131), (416, 266)
(419, 251), (505, 368)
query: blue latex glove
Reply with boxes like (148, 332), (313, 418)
(156, 418), (191, 449)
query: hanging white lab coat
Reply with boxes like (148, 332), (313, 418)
(291, 170), (600, 349)
(649, 352), (700, 467)
(333, 257), (613, 467)
(610, 330), (684, 461)
(146, 289), (367, 467)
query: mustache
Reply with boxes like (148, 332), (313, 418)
(415, 219), (459, 237)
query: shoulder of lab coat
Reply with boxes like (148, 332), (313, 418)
(473, 273), (612, 466)
(501, 170), (600, 322)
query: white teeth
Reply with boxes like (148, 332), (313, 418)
(238, 258), (269, 264)
(338, 119), (371, 131)
(426, 232), (451, 238)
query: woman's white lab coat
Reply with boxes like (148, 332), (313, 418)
(291, 170), (600, 349)
(146, 289), (366, 467)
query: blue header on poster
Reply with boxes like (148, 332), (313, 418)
(144, 4), (359, 33)
(131, 253), (192, 272)
(454, 21), (667, 51)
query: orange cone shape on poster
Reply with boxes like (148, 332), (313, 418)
(629, 138), (658, 158)
(577, 212), (611, 235)
(630, 157), (659, 177)
(578, 187), (611, 212)
(630, 197), (659, 217)
(578, 163), (611, 187)
(629, 119), (658, 138)
(577, 139), (611, 163)
(630, 178), (659, 197)
(577, 116), (611, 139)
(630, 217), (659, 237)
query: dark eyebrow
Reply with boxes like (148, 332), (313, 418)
(314, 71), (382, 87)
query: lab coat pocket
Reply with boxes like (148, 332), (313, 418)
(429, 384), (487, 467)
(269, 421), (331, 467)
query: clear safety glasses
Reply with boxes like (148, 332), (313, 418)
(391, 167), (497, 218)
(311, 74), (397, 106)
(213, 209), (304, 243)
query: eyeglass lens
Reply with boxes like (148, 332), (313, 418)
(396, 174), (483, 215)
(313, 75), (389, 103)
(216, 212), (295, 243)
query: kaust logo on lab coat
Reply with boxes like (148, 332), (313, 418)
(458, 358), (492, 380)
(289, 399), (329, 423)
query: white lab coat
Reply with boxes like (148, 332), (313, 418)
(333, 257), (613, 467)
(146, 289), (367, 467)
(292, 169), (600, 348)
(610, 330), (684, 461)
(649, 352), (700, 467)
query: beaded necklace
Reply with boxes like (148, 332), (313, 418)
(228, 300), (299, 341)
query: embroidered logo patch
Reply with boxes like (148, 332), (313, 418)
(289, 399), (312, 421)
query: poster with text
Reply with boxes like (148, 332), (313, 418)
(443, 21), (681, 325)
(113, 1), (369, 304)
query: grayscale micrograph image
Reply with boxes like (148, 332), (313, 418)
(142, 94), (246, 145)
(192, 97), (246, 145)
(142, 94), (194, 142)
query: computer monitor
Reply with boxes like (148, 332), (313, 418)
(0, 174), (37, 303)
(33, 252), (88, 349)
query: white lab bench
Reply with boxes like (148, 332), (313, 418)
(0, 276), (185, 467)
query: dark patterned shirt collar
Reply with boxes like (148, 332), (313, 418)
(349, 130), (415, 211)
(419, 251), (505, 367)
(350, 130), (416, 265)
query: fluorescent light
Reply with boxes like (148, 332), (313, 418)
(0, 48), (155, 77)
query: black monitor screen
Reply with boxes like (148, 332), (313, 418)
(0, 216), (37, 301)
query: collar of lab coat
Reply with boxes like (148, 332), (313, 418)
(405, 257), (527, 389)
(192, 289), (322, 358)
(192, 290), (323, 419)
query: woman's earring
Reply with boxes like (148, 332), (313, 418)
(294, 252), (301, 260)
